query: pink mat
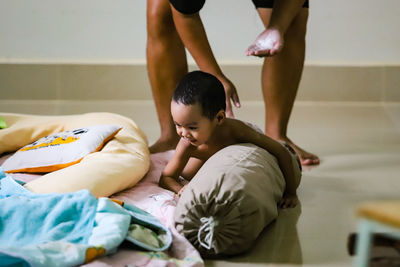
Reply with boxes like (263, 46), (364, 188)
(1, 151), (204, 267)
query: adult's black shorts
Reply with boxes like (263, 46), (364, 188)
(168, 0), (206, 15)
(168, 0), (309, 15)
(252, 0), (309, 9)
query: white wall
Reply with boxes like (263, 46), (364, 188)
(0, 0), (399, 64)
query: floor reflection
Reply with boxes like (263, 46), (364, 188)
(227, 204), (303, 265)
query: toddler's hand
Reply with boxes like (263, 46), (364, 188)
(278, 192), (298, 209)
(177, 185), (187, 198)
(246, 28), (284, 57)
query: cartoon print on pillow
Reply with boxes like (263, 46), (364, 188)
(21, 128), (89, 152)
(1, 125), (121, 173)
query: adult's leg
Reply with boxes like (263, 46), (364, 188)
(257, 7), (319, 165)
(147, 0), (188, 153)
(170, 7), (241, 117)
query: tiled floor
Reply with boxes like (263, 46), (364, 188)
(1, 100), (399, 266)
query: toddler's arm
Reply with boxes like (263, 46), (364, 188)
(159, 139), (192, 194)
(233, 120), (299, 207)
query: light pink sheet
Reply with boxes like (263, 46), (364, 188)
(1, 151), (204, 267)
(0, 153), (42, 183)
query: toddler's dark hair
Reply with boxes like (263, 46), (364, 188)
(172, 71), (226, 119)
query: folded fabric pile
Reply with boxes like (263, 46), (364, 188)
(0, 168), (171, 267)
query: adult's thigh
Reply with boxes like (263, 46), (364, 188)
(147, 0), (176, 38)
(256, 8), (273, 29)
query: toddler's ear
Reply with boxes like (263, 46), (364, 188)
(216, 110), (226, 124)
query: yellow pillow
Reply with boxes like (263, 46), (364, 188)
(2, 125), (121, 173)
(0, 112), (150, 197)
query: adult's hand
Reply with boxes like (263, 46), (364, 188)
(216, 75), (241, 118)
(246, 28), (284, 57)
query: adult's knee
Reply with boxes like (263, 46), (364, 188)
(286, 9), (308, 42)
(147, 1), (176, 40)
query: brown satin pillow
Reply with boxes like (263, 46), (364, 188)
(174, 143), (301, 256)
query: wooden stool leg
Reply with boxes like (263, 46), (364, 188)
(355, 220), (373, 267)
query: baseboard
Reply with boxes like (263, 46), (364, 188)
(0, 63), (399, 102)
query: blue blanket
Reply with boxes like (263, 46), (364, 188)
(0, 175), (97, 247)
(0, 167), (172, 267)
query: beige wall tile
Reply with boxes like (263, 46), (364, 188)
(383, 66), (400, 102)
(0, 100), (57, 114)
(0, 64), (392, 102)
(0, 64), (58, 100)
(216, 65), (263, 101)
(58, 65), (152, 100)
(298, 66), (382, 101)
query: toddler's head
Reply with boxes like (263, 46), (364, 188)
(171, 71), (226, 146)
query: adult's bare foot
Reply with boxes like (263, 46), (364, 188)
(280, 137), (320, 166)
(149, 135), (180, 154)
